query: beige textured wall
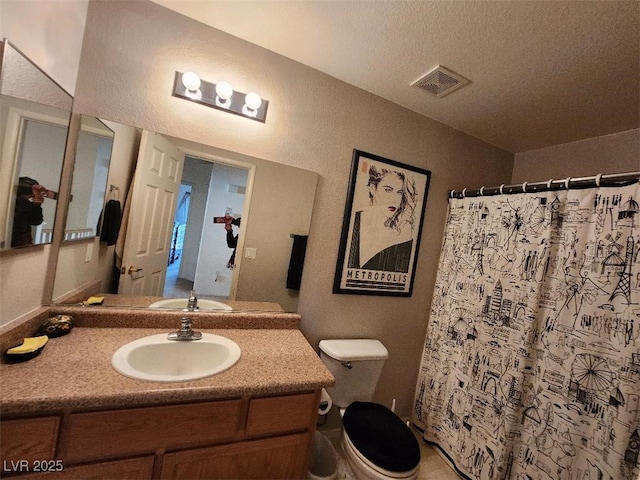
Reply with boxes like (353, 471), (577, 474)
(0, 0), (88, 94)
(512, 129), (640, 183)
(71, 0), (513, 418)
(0, 246), (52, 325)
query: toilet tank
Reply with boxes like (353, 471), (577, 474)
(319, 339), (388, 408)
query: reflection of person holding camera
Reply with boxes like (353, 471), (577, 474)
(224, 215), (241, 269)
(11, 177), (53, 247)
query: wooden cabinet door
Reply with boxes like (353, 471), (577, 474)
(59, 400), (241, 463)
(12, 456), (154, 480)
(0, 417), (59, 465)
(160, 432), (311, 480)
(246, 392), (317, 437)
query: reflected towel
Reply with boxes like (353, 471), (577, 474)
(286, 235), (308, 290)
(115, 176), (135, 270)
(98, 199), (122, 246)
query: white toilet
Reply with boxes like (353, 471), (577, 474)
(319, 339), (420, 479)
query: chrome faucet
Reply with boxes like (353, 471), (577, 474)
(185, 290), (199, 311)
(168, 317), (202, 341)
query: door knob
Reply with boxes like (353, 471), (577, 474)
(128, 266), (143, 275)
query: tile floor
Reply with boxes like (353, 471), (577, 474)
(319, 427), (461, 479)
(163, 261), (231, 300)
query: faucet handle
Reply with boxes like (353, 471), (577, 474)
(168, 317), (201, 340)
(186, 290), (198, 311)
(181, 317), (192, 331)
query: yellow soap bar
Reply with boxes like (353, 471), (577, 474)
(83, 296), (104, 305)
(6, 336), (49, 354)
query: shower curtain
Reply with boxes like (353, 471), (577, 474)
(412, 181), (640, 480)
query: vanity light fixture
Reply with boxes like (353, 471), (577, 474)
(181, 71), (202, 101)
(243, 92), (262, 117)
(173, 71), (268, 123)
(215, 80), (233, 108)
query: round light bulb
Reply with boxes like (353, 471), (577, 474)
(181, 71), (201, 91)
(215, 81), (233, 100)
(244, 92), (262, 111)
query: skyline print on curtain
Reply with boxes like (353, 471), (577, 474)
(413, 181), (640, 480)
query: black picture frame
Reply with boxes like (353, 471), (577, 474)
(333, 149), (431, 296)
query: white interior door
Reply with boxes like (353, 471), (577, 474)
(118, 131), (185, 296)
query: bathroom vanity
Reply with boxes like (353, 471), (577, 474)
(0, 307), (334, 479)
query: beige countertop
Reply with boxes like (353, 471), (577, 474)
(55, 294), (285, 312)
(0, 312), (334, 417)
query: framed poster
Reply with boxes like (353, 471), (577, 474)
(333, 149), (431, 296)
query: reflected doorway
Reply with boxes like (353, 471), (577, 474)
(164, 183), (192, 297)
(162, 156), (248, 299)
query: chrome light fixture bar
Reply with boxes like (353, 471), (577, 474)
(172, 71), (268, 123)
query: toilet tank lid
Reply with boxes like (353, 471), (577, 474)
(319, 339), (388, 361)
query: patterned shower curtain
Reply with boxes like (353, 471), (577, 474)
(412, 182), (640, 480)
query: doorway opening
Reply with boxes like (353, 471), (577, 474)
(164, 183), (192, 297)
(162, 156), (248, 299)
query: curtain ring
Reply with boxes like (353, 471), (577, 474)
(462, 188), (467, 198)
(564, 177), (571, 189)
(480, 186), (485, 196)
(522, 182), (528, 193)
(595, 173), (603, 187)
(547, 179), (553, 189)
(499, 184), (505, 195)
(449, 190), (455, 198)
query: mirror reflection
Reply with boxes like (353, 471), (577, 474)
(53, 121), (319, 313)
(160, 155), (248, 301)
(0, 40), (72, 250)
(9, 115), (66, 247)
(64, 116), (114, 241)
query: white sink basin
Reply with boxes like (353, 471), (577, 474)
(149, 298), (232, 311)
(112, 333), (241, 382)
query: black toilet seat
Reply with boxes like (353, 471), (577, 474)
(343, 401), (421, 473)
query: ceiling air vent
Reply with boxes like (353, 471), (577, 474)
(411, 66), (469, 98)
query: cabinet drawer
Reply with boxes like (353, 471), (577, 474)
(0, 416), (59, 464)
(161, 432), (311, 480)
(246, 393), (317, 437)
(59, 400), (241, 463)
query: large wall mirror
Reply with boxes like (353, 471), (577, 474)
(52, 118), (319, 313)
(1, 38), (319, 314)
(0, 40), (73, 249)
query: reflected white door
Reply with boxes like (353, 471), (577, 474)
(118, 131), (185, 296)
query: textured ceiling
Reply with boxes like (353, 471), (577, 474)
(153, 0), (640, 153)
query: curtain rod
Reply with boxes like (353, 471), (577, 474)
(449, 171), (640, 199)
